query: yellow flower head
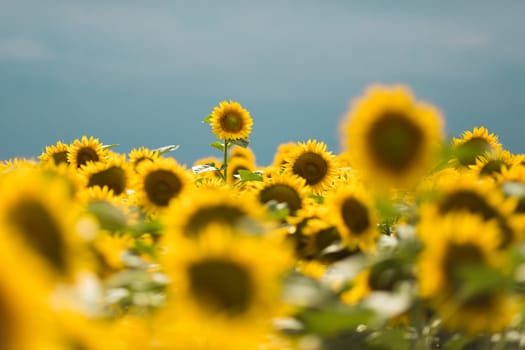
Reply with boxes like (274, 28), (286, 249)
(418, 213), (517, 334)
(468, 149), (514, 179)
(342, 84), (444, 189)
(325, 180), (379, 252)
(132, 157), (191, 216)
(283, 139), (337, 194)
(39, 140), (70, 165)
(226, 155), (256, 184)
(79, 154), (131, 196)
(250, 172), (308, 217)
(159, 224), (293, 349)
(68, 136), (107, 168)
(452, 126), (502, 167)
(210, 100), (253, 140)
(128, 146), (160, 172)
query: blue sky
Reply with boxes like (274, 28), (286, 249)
(1, 1), (524, 166)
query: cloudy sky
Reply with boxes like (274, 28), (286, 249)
(1, 1), (524, 166)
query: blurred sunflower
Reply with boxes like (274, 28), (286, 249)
(341, 257), (412, 305)
(162, 187), (265, 239)
(418, 213), (518, 334)
(210, 100), (253, 141)
(80, 154), (130, 196)
(283, 139), (337, 194)
(159, 225), (293, 350)
(128, 147), (160, 172)
(325, 181), (379, 252)
(342, 84), (443, 189)
(230, 145), (256, 164)
(250, 173), (307, 217)
(419, 177), (521, 248)
(0, 245), (59, 350)
(271, 141), (297, 170)
(0, 168), (86, 284)
(226, 155), (256, 184)
(452, 126), (501, 167)
(68, 136), (107, 168)
(132, 157), (191, 216)
(39, 140), (70, 165)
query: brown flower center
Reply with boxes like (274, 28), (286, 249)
(188, 259), (254, 316)
(455, 137), (492, 166)
(88, 166), (126, 195)
(144, 170), (183, 207)
(221, 113), (243, 133)
(52, 151), (69, 165)
(480, 160), (507, 177)
(259, 184), (302, 215)
(293, 152), (328, 186)
(443, 243), (485, 294)
(76, 147), (99, 168)
(366, 112), (423, 173)
(341, 197), (370, 235)
(8, 199), (67, 273)
(185, 205), (246, 237)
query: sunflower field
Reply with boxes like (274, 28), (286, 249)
(2, 84), (525, 350)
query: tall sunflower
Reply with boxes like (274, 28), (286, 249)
(283, 139), (337, 194)
(210, 100), (253, 141)
(325, 180), (379, 252)
(158, 224), (293, 350)
(418, 213), (517, 334)
(342, 84), (444, 189)
(39, 140), (70, 165)
(68, 136), (107, 168)
(132, 157), (191, 216)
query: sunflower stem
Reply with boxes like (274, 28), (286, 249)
(223, 139), (229, 183)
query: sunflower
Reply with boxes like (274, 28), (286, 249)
(283, 139), (337, 194)
(159, 224), (293, 350)
(250, 173), (307, 217)
(341, 257), (412, 305)
(79, 154), (130, 196)
(452, 126), (502, 167)
(230, 145), (256, 164)
(39, 140), (70, 165)
(0, 242), (59, 350)
(271, 141), (297, 170)
(226, 155), (256, 184)
(162, 187), (265, 239)
(210, 100), (253, 141)
(342, 84), (444, 189)
(0, 168), (86, 284)
(325, 181), (380, 252)
(132, 157), (191, 216)
(128, 147), (160, 172)
(417, 213), (517, 334)
(68, 136), (107, 168)
(469, 149), (514, 179)
(419, 176), (520, 249)
(1, 157), (38, 173)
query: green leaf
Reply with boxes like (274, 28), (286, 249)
(265, 200), (290, 220)
(237, 169), (263, 182)
(210, 141), (225, 152)
(102, 143), (119, 150)
(87, 200), (127, 232)
(308, 193), (324, 204)
(202, 114), (213, 124)
(297, 306), (380, 336)
(443, 334), (473, 350)
(153, 144), (180, 155)
(128, 220), (164, 237)
(192, 163), (219, 174)
(231, 138), (249, 148)
(366, 329), (410, 350)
